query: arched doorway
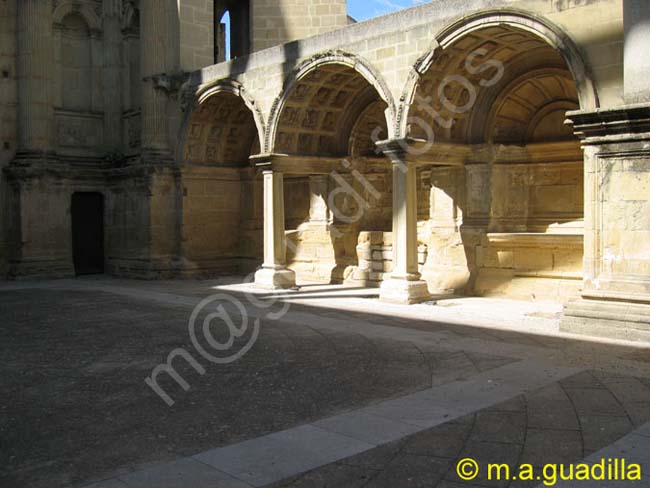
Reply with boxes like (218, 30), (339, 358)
(404, 18), (593, 302)
(269, 58), (393, 284)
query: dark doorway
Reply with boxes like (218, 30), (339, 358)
(71, 192), (104, 275)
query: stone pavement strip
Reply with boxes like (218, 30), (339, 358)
(82, 359), (579, 487)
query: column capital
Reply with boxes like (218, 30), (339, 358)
(375, 138), (427, 166)
(249, 153), (289, 171)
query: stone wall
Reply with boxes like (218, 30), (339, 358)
(251, 0), (348, 52)
(283, 161), (393, 283)
(180, 166), (244, 276)
(416, 158), (584, 302)
(347, 231), (427, 288)
(0, 0), (17, 277)
(179, 0), (215, 71)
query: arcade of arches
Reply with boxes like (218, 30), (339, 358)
(182, 25), (586, 304)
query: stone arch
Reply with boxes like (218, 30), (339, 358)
(53, 4), (103, 117)
(178, 81), (264, 167)
(478, 67), (579, 144)
(53, 1), (102, 33)
(397, 9), (590, 302)
(398, 8), (598, 139)
(267, 50), (396, 155)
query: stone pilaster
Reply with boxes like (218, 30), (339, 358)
(561, 106), (650, 341)
(377, 139), (430, 304)
(254, 166), (296, 289)
(139, 0), (178, 162)
(103, 0), (123, 151)
(15, 0), (54, 161)
(6, 1), (73, 278)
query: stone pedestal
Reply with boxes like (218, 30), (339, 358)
(254, 169), (296, 289)
(380, 276), (431, 304)
(560, 106), (650, 341)
(377, 140), (430, 304)
(254, 267), (297, 290)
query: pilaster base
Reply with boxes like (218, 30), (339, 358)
(254, 267), (296, 290)
(8, 257), (75, 280)
(561, 298), (650, 343)
(379, 277), (430, 304)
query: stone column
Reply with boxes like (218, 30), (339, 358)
(102, 0), (122, 151)
(15, 0), (54, 160)
(254, 169), (296, 289)
(624, 0), (650, 103)
(377, 140), (430, 303)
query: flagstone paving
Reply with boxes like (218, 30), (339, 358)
(272, 370), (650, 488)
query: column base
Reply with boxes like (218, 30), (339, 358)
(254, 267), (296, 290)
(561, 298), (650, 343)
(379, 277), (430, 304)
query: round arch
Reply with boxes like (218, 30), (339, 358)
(476, 67), (579, 144)
(177, 80), (265, 166)
(53, 1), (102, 32)
(266, 50), (397, 154)
(397, 8), (598, 139)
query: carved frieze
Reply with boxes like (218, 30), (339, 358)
(552, 0), (599, 12)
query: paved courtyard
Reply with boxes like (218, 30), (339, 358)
(1, 277), (650, 488)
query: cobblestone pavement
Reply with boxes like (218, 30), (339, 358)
(1, 277), (649, 488)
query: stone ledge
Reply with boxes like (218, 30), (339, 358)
(561, 298), (650, 343)
(485, 233), (583, 249)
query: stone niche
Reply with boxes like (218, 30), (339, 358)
(283, 163), (393, 284)
(413, 157), (584, 301)
(472, 160), (584, 302)
(474, 233), (583, 303)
